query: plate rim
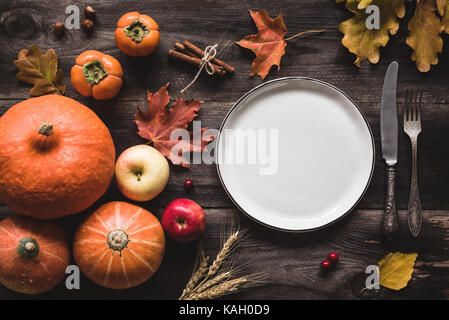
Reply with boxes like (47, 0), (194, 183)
(215, 76), (376, 233)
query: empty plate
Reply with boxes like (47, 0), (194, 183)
(216, 77), (375, 232)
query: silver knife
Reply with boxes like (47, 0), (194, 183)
(381, 61), (399, 240)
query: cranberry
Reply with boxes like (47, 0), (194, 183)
(328, 252), (339, 263)
(321, 259), (332, 270)
(184, 179), (193, 190)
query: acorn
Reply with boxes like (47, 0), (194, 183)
(81, 19), (94, 33)
(84, 6), (96, 20)
(54, 22), (64, 36)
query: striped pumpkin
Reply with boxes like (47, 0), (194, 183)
(73, 201), (165, 289)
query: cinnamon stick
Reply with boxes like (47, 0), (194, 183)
(168, 49), (226, 76)
(174, 42), (199, 58)
(184, 40), (234, 73)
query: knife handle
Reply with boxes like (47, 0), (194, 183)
(382, 165), (398, 240)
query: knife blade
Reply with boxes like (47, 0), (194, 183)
(381, 61), (399, 165)
(380, 61), (399, 240)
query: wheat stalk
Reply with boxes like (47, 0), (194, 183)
(180, 255), (209, 299)
(207, 230), (241, 277)
(193, 271), (232, 295)
(179, 225), (266, 300)
(186, 273), (266, 300)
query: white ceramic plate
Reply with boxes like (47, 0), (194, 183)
(216, 77), (375, 232)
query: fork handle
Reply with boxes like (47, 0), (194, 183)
(408, 138), (422, 237)
(382, 165), (399, 240)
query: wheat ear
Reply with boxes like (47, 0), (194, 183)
(187, 273), (266, 300)
(207, 230), (241, 277)
(180, 255), (209, 299)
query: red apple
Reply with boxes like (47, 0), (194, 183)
(161, 199), (206, 242)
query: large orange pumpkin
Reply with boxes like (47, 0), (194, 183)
(73, 201), (165, 289)
(0, 214), (69, 294)
(0, 95), (116, 219)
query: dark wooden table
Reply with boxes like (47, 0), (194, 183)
(1, 0), (449, 300)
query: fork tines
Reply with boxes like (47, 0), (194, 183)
(404, 89), (423, 123)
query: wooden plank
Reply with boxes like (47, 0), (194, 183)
(1, 0), (449, 300)
(1, 209), (448, 299)
(0, 0), (449, 104)
(1, 100), (448, 210)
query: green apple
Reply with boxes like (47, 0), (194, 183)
(115, 145), (169, 201)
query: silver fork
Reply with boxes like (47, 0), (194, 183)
(404, 89), (423, 237)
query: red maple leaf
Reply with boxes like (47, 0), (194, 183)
(134, 84), (214, 168)
(236, 9), (324, 80)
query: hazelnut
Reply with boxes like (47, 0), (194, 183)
(54, 22), (65, 36)
(84, 6), (96, 20)
(81, 19), (94, 33)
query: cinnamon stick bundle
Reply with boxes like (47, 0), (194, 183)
(168, 40), (234, 76)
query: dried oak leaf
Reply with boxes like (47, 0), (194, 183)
(236, 9), (323, 80)
(378, 252), (418, 291)
(13, 44), (65, 96)
(407, 0), (444, 72)
(338, 0), (405, 67)
(134, 83), (214, 168)
(442, 0), (449, 33)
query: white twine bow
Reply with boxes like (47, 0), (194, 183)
(180, 44), (218, 95)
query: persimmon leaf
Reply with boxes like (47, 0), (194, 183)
(406, 0), (444, 72)
(378, 252), (418, 291)
(236, 9), (323, 80)
(13, 44), (65, 96)
(338, 0), (405, 67)
(134, 84), (214, 168)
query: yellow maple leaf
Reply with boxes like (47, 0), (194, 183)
(440, 0), (449, 34)
(338, 0), (405, 67)
(378, 252), (418, 291)
(407, 0), (444, 72)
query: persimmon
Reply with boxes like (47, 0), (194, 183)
(115, 12), (160, 57)
(71, 50), (123, 100)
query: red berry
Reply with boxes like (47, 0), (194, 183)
(321, 259), (332, 270)
(328, 252), (339, 263)
(184, 179), (193, 190)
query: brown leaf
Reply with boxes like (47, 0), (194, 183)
(406, 0), (444, 72)
(236, 9), (323, 80)
(13, 44), (65, 96)
(134, 84), (214, 168)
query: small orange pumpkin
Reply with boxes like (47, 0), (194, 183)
(73, 201), (165, 289)
(115, 12), (160, 57)
(0, 95), (116, 219)
(71, 50), (123, 100)
(0, 214), (69, 294)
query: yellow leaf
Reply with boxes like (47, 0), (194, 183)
(378, 252), (418, 291)
(441, 0), (449, 33)
(436, 0), (447, 16)
(407, 0), (444, 72)
(338, 0), (405, 67)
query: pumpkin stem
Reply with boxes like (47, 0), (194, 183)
(107, 230), (130, 256)
(38, 123), (54, 136)
(124, 20), (149, 43)
(17, 238), (39, 259)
